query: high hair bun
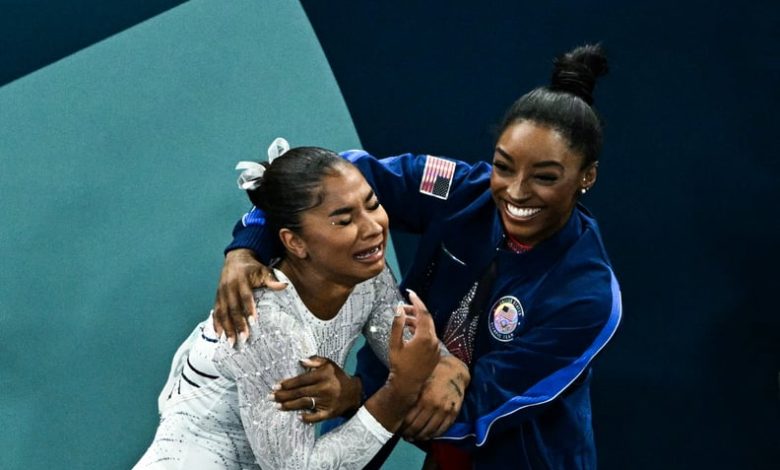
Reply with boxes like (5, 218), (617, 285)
(550, 43), (609, 105)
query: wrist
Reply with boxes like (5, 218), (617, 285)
(226, 248), (257, 261)
(346, 376), (364, 413)
(384, 375), (423, 409)
(438, 355), (471, 386)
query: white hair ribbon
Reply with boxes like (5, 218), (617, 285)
(235, 137), (290, 190)
(267, 137), (290, 163)
(235, 161), (265, 190)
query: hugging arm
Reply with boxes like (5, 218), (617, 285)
(439, 272), (621, 450)
(215, 293), (440, 469)
(359, 268), (471, 440)
(216, 152), (492, 339)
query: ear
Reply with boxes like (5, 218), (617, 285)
(580, 162), (598, 192)
(278, 228), (308, 260)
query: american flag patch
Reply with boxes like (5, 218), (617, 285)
(419, 155), (456, 200)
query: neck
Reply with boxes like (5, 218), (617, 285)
(505, 232), (532, 254)
(277, 258), (355, 320)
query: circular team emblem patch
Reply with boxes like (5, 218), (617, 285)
(488, 296), (524, 342)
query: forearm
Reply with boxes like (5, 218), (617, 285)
(363, 379), (421, 433)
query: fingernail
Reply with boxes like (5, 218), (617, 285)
(406, 289), (418, 298)
(248, 315), (258, 327)
(275, 402), (282, 410)
(272, 383), (281, 391)
(238, 331), (248, 344)
(266, 393), (275, 401)
(227, 336), (235, 348)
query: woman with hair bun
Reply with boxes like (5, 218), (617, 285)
(218, 44), (622, 469)
(135, 146), (451, 469)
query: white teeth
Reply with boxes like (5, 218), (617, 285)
(355, 246), (380, 260)
(506, 203), (541, 218)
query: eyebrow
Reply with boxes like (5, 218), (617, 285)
(327, 190), (375, 217)
(533, 161), (565, 170)
(494, 147), (565, 170)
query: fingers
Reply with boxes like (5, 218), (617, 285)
(403, 315), (418, 335)
(213, 283), (233, 338)
(212, 301), (226, 337)
(405, 289), (429, 316)
(299, 356), (328, 369)
(401, 404), (453, 440)
(225, 286), (247, 344)
(401, 405), (424, 436)
(275, 394), (319, 412)
(406, 290), (435, 336)
(413, 412), (447, 441)
(274, 358), (333, 404)
(300, 409), (331, 424)
(430, 414), (456, 439)
(276, 371), (322, 394)
(238, 280), (257, 326)
(265, 276), (288, 291)
(400, 402), (434, 440)
(252, 267), (288, 292)
(388, 303), (406, 352)
(217, 252), (279, 345)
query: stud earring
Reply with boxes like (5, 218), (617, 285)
(580, 187), (588, 194)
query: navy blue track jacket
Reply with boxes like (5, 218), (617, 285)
(228, 151), (622, 469)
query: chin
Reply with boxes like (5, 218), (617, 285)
(367, 258), (387, 278)
(367, 258), (386, 276)
(502, 220), (536, 243)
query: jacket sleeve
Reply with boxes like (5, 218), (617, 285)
(438, 270), (622, 450)
(341, 150), (491, 233)
(224, 151), (493, 255)
(223, 208), (279, 261)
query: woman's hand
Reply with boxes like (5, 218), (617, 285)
(269, 356), (363, 424)
(386, 290), (441, 404)
(213, 249), (287, 343)
(361, 291), (441, 433)
(401, 355), (470, 441)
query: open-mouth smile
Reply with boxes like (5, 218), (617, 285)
(504, 201), (542, 220)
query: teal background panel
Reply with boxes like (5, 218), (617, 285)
(0, 0), (411, 468)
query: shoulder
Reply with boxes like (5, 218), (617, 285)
(245, 278), (316, 348)
(351, 265), (400, 311)
(549, 207), (617, 295)
(341, 150), (492, 180)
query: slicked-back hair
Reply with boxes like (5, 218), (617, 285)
(500, 44), (609, 167)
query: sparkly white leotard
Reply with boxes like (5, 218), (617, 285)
(134, 266), (401, 470)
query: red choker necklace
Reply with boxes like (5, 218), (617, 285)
(505, 233), (532, 254)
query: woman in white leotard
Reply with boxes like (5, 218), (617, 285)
(134, 145), (451, 469)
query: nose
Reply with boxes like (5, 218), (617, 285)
(506, 177), (529, 201)
(359, 212), (385, 240)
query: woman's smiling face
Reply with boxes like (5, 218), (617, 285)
(490, 121), (597, 247)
